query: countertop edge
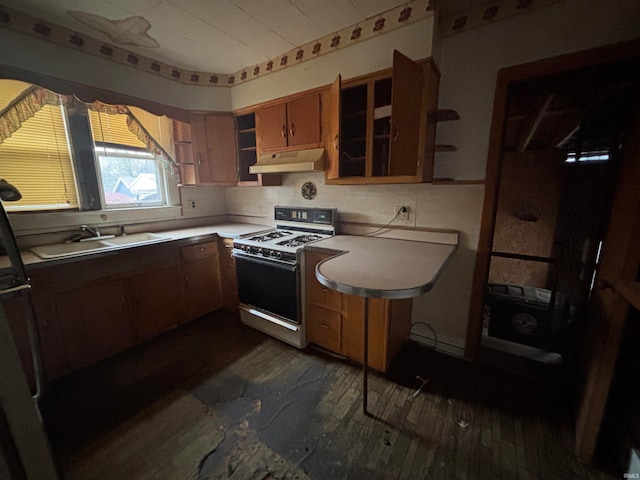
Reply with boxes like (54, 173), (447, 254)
(312, 236), (458, 300)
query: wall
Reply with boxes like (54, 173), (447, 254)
(0, 29), (231, 112)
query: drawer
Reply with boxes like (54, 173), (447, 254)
(306, 250), (341, 310)
(307, 305), (342, 353)
(308, 280), (341, 310)
(181, 241), (218, 260)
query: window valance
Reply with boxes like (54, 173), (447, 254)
(0, 84), (177, 173)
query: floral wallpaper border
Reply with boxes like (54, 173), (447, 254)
(440, 0), (564, 38)
(0, 0), (564, 88)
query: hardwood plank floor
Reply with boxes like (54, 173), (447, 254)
(40, 311), (616, 479)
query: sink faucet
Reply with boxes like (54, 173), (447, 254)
(80, 224), (101, 237)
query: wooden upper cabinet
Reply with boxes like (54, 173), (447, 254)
(190, 113), (238, 185)
(327, 50), (439, 184)
(257, 92), (321, 153)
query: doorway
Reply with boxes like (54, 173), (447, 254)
(466, 38), (640, 464)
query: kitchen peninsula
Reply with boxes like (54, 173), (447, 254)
(313, 233), (458, 415)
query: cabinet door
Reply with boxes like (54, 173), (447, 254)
(343, 296), (388, 372)
(182, 256), (222, 320)
(287, 94), (321, 147)
(326, 75), (341, 180)
(258, 103), (288, 151)
(190, 114), (210, 183)
(190, 114), (238, 185)
(388, 50), (424, 176)
(204, 114), (238, 184)
(130, 265), (183, 340)
(182, 241), (222, 319)
(55, 279), (134, 371)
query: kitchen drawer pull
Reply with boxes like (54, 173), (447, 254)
(281, 125), (286, 139)
(289, 122), (295, 137)
(197, 153), (202, 166)
(320, 323), (329, 329)
(392, 125), (399, 142)
(320, 287), (329, 292)
(333, 134), (339, 150)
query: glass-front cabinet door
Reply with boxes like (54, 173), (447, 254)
(327, 50), (439, 184)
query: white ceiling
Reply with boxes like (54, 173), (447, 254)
(0, 0), (487, 74)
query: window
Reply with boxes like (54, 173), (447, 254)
(0, 80), (176, 212)
(95, 146), (165, 207)
(89, 107), (167, 208)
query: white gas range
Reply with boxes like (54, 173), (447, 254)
(232, 206), (338, 348)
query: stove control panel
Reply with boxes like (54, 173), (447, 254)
(275, 206), (337, 226)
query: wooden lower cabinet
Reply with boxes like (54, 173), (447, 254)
(55, 278), (135, 371)
(130, 264), (183, 340)
(181, 241), (222, 320)
(19, 236), (226, 380)
(218, 237), (239, 312)
(305, 249), (412, 372)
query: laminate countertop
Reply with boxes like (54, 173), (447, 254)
(311, 235), (457, 300)
(18, 222), (271, 267)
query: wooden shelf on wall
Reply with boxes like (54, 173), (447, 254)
(428, 109), (460, 123)
(435, 144), (457, 152)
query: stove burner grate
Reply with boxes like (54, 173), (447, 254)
(248, 230), (293, 242)
(277, 234), (324, 247)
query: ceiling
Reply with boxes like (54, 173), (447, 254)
(503, 62), (637, 154)
(0, 0), (488, 75)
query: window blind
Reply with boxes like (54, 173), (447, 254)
(0, 103), (79, 210)
(128, 106), (175, 159)
(89, 108), (147, 149)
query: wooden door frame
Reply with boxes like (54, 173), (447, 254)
(465, 37), (640, 360)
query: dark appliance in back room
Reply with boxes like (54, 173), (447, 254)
(232, 206), (337, 348)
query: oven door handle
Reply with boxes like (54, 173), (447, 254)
(233, 252), (298, 272)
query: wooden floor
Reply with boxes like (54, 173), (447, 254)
(40, 311), (616, 480)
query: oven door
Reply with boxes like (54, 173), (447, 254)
(234, 254), (300, 323)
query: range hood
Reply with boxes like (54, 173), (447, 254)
(249, 148), (325, 174)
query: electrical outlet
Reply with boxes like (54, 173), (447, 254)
(395, 205), (409, 220)
(187, 199), (196, 209)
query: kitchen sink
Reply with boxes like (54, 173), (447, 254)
(30, 232), (170, 259)
(101, 232), (167, 246)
